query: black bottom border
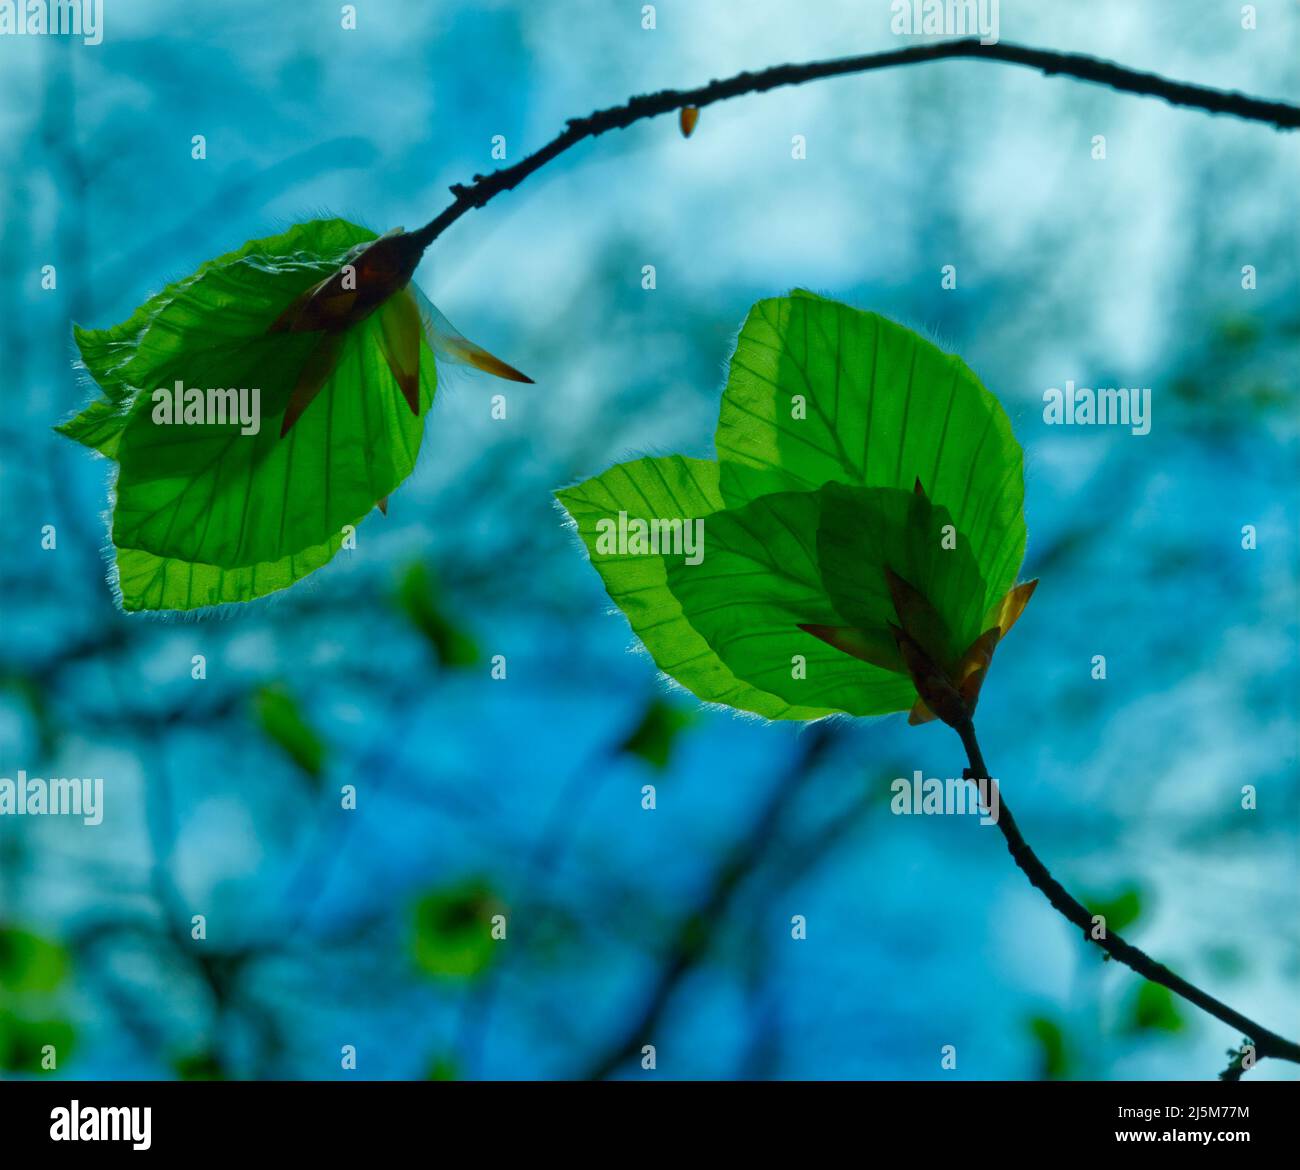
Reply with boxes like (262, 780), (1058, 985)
(0, 1077), (1292, 1154)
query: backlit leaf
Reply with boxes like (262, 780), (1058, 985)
(108, 289), (433, 568)
(816, 483), (987, 671)
(715, 290), (1025, 612)
(115, 537), (345, 614)
(663, 489), (916, 717)
(58, 219), (437, 611)
(559, 295), (1031, 726)
(556, 455), (834, 720)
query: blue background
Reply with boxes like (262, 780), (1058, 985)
(0, 0), (1296, 1080)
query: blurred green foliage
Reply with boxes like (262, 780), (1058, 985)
(617, 697), (695, 771)
(174, 1051), (227, 1081)
(1084, 885), (1145, 935)
(0, 926), (74, 1073)
(0, 674), (60, 757)
(253, 684), (327, 781)
(427, 1055), (458, 1080)
(396, 562), (478, 668)
(1127, 982), (1185, 1034)
(1026, 1015), (1074, 1081)
(411, 880), (503, 980)
(0, 926), (69, 992)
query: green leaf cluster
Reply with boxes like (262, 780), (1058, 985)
(557, 291), (1030, 721)
(57, 219), (436, 612)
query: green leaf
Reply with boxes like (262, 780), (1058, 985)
(557, 295), (1030, 726)
(715, 291), (1025, 612)
(73, 218), (374, 408)
(59, 218), (437, 611)
(53, 396), (132, 459)
(115, 536), (347, 614)
(617, 697), (695, 770)
(663, 488), (916, 716)
(411, 881), (502, 980)
(253, 684), (326, 780)
(816, 483), (987, 670)
(395, 563), (478, 667)
(108, 293), (432, 569)
(0, 927), (69, 993)
(556, 455), (833, 720)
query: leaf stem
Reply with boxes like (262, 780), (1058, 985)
(954, 716), (1300, 1074)
(409, 39), (1300, 251)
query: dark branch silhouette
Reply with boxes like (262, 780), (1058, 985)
(955, 718), (1300, 1073)
(583, 723), (841, 1081)
(410, 39), (1300, 251)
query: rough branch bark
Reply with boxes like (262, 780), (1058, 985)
(410, 38), (1300, 250)
(955, 717), (1300, 1073)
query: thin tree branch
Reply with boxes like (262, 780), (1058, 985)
(453, 739), (619, 1078)
(409, 39), (1300, 251)
(408, 35), (1300, 1077)
(955, 717), (1300, 1072)
(582, 722), (841, 1080)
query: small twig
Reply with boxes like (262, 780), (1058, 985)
(409, 39), (1300, 251)
(955, 717), (1300, 1073)
(1219, 1044), (1253, 1082)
